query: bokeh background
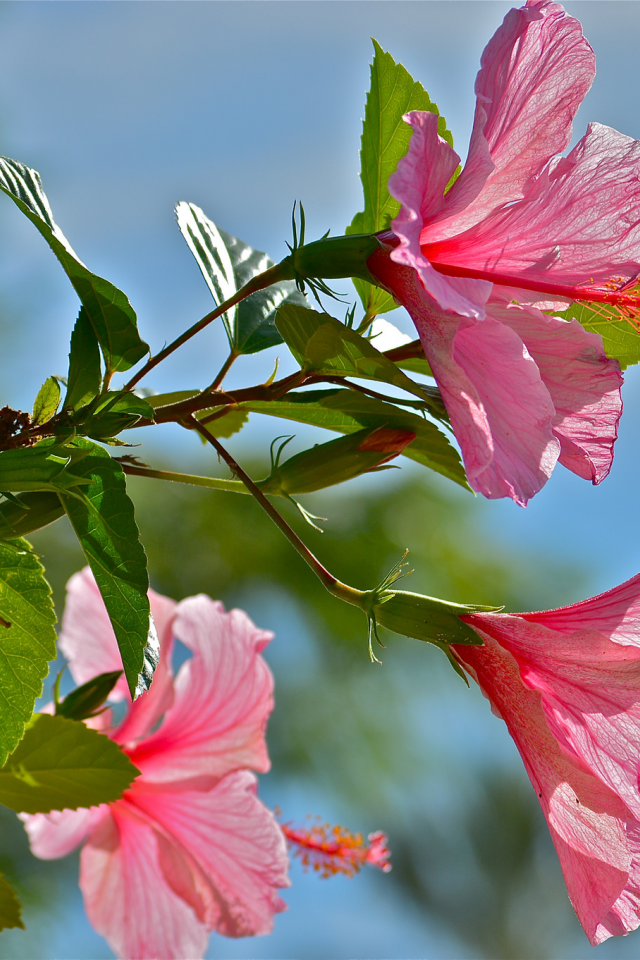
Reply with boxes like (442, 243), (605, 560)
(0, 2), (639, 957)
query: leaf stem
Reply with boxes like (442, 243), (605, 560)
(120, 463), (249, 494)
(185, 414), (365, 606)
(209, 350), (238, 391)
(124, 262), (293, 391)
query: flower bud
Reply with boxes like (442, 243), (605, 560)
(281, 233), (386, 285)
(259, 426), (416, 497)
(371, 589), (491, 647)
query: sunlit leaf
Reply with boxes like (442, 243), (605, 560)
(64, 307), (102, 411)
(0, 713), (138, 814)
(31, 377), (61, 427)
(176, 201), (306, 353)
(57, 439), (156, 699)
(0, 538), (56, 765)
(0, 874), (23, 931)
(74, 391), (155, 440)
(347, 40), (455, 318)
(276, 303), (445, 419)
(555, 301), (640, 370)
(0, 438), (91, 494)
(194, 407), (249, 442)
(0, 158), (148, 375)
(241, 388), (469, 489)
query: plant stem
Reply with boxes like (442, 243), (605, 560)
(124, 262), (292, 390)
(186, 414), (366, 607)
(120, 463), (249, 494)
(209, 350), (238, 391)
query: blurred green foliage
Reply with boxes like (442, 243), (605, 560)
(1, 457), (590, 958)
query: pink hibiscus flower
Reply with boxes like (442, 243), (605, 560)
(367, 0), (635, 505)
(21, 568), (289, 960)
(457, 574), (640, 944)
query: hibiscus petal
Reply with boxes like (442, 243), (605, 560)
(475, 613), (640, 822)
(80, 805), (209, 960)
(388, 110), (491, 319)
(129, 770), (289, 938)
(595, 819), (640, 943)
(20, 806), (107, 860)
(456, 626), (634, 944)
(432, 0), (594, 241)
(522, 571), (640, 647)
(452, 315), (559, 504)
(436, 124), (640, 287)
(488, 298), (623, 483)
(127, 596), (274, 785)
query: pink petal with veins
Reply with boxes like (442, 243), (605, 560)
(129, 771), (289, 938)
(489, 298), (623, 482)
(128, 596), (274, 786)
(80, 805), (209, 960)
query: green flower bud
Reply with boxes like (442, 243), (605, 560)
(283, 233), (385, 286)
(371, 589), (489, 647)
(258, 426), (416, 497)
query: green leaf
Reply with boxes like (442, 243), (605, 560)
(275, 303), (445, 418)
(56, 670), (122, 721)
(175, 202), (307, 354)
(74, 391), (155, 440)
(347, 40), (456, 317)
(146, 390), (199, 409)
(0, 873), (23, 931)
(0, 538), (56, 766)
(555, 301), (640, 371)
(0, 713), (139, 814)
(0, 492), (65, 540)
(241, 388), (469, 489)
(64, 307), (102, 411)
(32, 377), (61, 426)
(195, 407), (249, 442)
(0, 438), (91, 494)
(57, 439), (156, 699)
(0, 159), (149, 375)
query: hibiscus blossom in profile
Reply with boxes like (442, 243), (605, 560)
(366, 0), (637, 505)
(456, 574), (640, 944)
(21, 568), (289, 960)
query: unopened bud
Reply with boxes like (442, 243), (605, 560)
(280, 233), (385, 286)
(371, 589), (489, 647)
(259, 426), (416, 497)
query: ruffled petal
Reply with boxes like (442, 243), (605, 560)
(595, 819), (640, 943)
(80, 805), (209, 960)
(451, 316), (559, 504)
(488, 298), (623, 482)
(431, 0), (594, 241)
(128, 771), (289, 938)
(471, 612), (640, 822)
(522, 572), (640, 647)
(20, 806), (107, 860)
(388, 110), (491, 319)
(455, 626), (635, 945)
(432, 124), (640, 287)
(127, 596), (274, 786)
